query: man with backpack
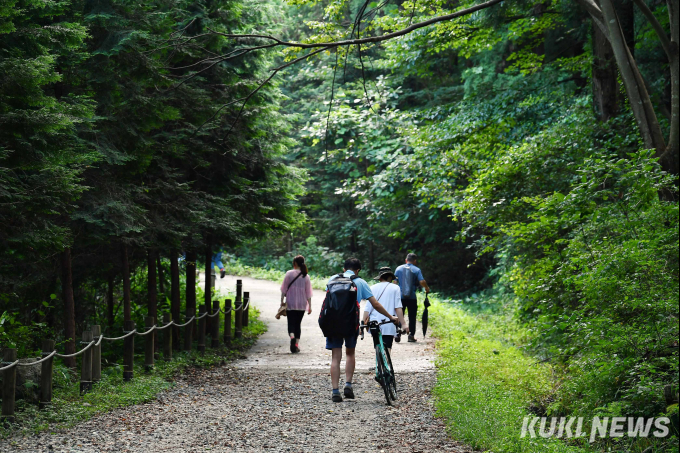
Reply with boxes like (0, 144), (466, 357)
(395, 253), (430, 343)
(319, 258), (399, 402)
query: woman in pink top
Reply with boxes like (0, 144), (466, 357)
(280, 255), (313, 353)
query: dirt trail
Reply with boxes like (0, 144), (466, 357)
(3, 275), (471, 453)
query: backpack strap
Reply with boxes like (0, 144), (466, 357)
(376, 284), (389, 302)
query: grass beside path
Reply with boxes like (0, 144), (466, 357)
(1, 309), (266, 439)
(429, 296), (590, 453)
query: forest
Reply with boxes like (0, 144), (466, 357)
(1, 0), (678, 451)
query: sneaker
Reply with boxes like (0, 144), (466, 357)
(408, 335), (417, 343)
(395, 333), (401, 343)
(290, 338), (297, 353)
(332, 392), (343, 403)
(220, 269), (226, 278)
(343, 385), (354, 399)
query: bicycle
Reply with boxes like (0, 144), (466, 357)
(360, 319), (402, 405)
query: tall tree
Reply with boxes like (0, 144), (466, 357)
(147, 250), (158, 322)
(60, 249), (76, 369)
(121, 244), (132, 322)
(184, 250), (197, 350)
(170, 250), (181, 350)
(578, 0), (679, 174)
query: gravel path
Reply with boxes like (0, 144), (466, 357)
(3, 275), (472, 453)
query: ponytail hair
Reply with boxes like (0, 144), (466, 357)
(293, 255), (308, 277)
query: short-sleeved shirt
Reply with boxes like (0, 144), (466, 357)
(326, 270), (373, 303)
(281, 270), (313, 311)
(366, 282), (402, 336)
(395, 263), (425, 300)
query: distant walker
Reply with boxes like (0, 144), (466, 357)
(394, 253), (430, 342)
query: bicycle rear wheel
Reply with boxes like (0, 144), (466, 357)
(376, 348), (392, 406)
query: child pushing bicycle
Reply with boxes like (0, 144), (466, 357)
(364, 267), (408, 354)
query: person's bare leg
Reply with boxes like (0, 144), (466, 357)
(345, 347), (356, 384)
(331, 348), (342, 390)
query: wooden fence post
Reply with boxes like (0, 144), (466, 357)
(205, 301), (212, 344)
(243, 291), (250, 328)
(80, 330), (93, 394)
(40, 339), (55, 409)
(123, 320), (135, 381)
(223, 299), (232, 346)
(212, 299), (220, 348)
(198, 305), (206, 354)
(145, 316), (155, 372)
(163, 313), (172, 361)
(236, 279), (242, 307)
(91, 325), (101, 383)
(1, 348), (17, 423)
(211, 268), (216, 288)
(235, 295), (243, 340)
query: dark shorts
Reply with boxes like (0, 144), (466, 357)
(372, 334), (394, 349)
(325, 335), (358, 350)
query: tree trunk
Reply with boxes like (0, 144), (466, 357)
(599, 0), (667, 161)
(157, 253), (165, 298)
(46, 275), (57, 329)
(665, 0), (679, 175)
(204, 243), (212, 316)
(170, 250), (181, 350)
(121, 244), (132, 322)
(592, 22), (620, 121)
(147, 250), (157, 320)
(60, 248), (76, 369)
(147, 250), (158, 350)
(617, 0), (635, 56)
(184, 250), (197, 350)
(107, 274), (114, 330)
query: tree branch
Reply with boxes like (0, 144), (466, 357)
(633, 0), (672, 60)
(209, 0), (504, 49)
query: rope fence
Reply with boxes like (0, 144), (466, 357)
(0, 279), (251, 423)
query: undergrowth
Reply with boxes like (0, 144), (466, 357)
(1, 309), (266, 439)
(430, 294), (676, 453)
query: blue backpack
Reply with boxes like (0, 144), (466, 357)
(398, 264), (418, 298)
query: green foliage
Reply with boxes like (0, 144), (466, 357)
(1, 0), (302, 357)
(224, 257), (328, 290)
(502, 151), (679, 421)
(234, 235), (344, 277)
(0, 311), (45, 356)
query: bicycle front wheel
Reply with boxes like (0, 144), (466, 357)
(376, 348), (392, 406)
(386, 349), (398, 401)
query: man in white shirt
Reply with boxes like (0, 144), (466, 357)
(364, 267), (408, 352)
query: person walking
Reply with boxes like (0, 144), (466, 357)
(280, 255), (313, 353)
(364, 267), (408, 355)
(212, 251), (226, 278)
(394, 253), (430, 342)
(319, 258), (398, 402)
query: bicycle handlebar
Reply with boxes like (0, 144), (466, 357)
(360, 320), (402, 340)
